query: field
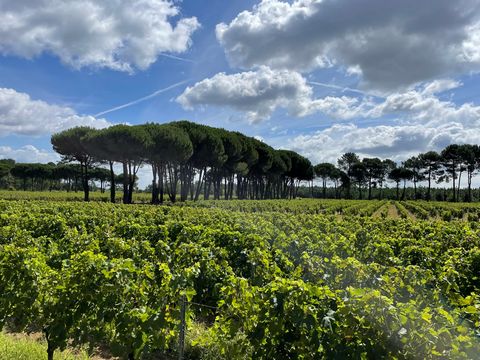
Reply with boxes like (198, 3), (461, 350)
(1, 197), (480, 359)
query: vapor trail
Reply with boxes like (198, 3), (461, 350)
(159, 53), (196, 63)
(308, 81), (383, 98)
(94, 80), (189, 117)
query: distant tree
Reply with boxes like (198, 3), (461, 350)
(86, 125), (149, 204)
(10, 163), (55, 191)
(142, 123), (193, 204)
(267, 150), (289, 199)
(350, 162), (367, 199)
(51, 127), (98, 201)
(11, 163), (33, 190)
(282, 150), (312, 199)
(34, 163), (56, 190)
(379, 159), (396, 199)
(337, 152), (360, 198)
(441, 144), (463, 202)
(0, 159), (15, 188)
(0, 159), (14, 177)
(171, 121), (226, 201)
(54, 164), (82, 192)
(389, 167), (414, 200)
(459, 144), (479, 202)
(403, 156), (425, 199)
(249, 139), (274, 199)
(329, 168), (346, 199)
(83, 128), (121, 203)
(210, 128), (242, 200)
(235, 133), (259, 200)
(90, 167), (111, 193)
(314, 162), (336, 198)
(418, 151), (441, 201)
(362, 158), (383, 200)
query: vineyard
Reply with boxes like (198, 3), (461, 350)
(1, 198), (480, 359)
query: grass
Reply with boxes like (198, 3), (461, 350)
(0, 332), (91, 360)
(0, 190), (152, 203)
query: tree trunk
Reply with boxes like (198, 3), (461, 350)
(151, 164), (158, 204)
(45, 330), (55, 360)
(158, 166), (164, 204)
(47, 345), (54, 360)
(427, 171), (431, 201)
(413, 178), (417, 200)
(451, 163), (456, 202)
(128, 162), (134, 204)
(83, 162), (90, 202)
(109, 161), (116, 203)
(468, 171), (472, 202)
(205, 179), (212, 200)
(457, 171), (462, 202)
(122, 162), (129, 204)
(368, 178), (372, 200)
(194, 168), (204, 201)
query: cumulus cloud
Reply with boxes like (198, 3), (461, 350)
(367, 85), (480, 128)
(217, 0), (480, 91)
(177, 67), (476, 126)
(176, 67), (364, 122)
(0, 0), (200, 71)
(0, 145), (59, 163)
(284, 81), (480, 165)
(421, 79), (462, 96)
(268, 75), (480, 165)
(0, 88), (111, 136)
(286, 120), (480, 167)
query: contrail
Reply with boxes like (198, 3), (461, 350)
(159, 53), (195, 63)
(94, 80), (189, 117)
(308, 81), (383, 98)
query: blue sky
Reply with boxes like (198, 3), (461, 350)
(1, 0), (480, 187)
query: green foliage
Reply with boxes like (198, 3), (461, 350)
(1, 199), (480, 359)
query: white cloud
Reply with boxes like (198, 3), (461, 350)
(217, 0), (480, 91)
(279, 78), (480, 164)
(286, 121), (480, 167)
(0, 0), (200, 71)
(176, 66), (362, 122)
(177, 68), (476, 126)
(0, 88), (111, 136)
(368, 85), (480, 128)
(0, 145), (59, 163)
(421, 79), (462, 96)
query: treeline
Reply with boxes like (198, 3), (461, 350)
(2, 123), (479, 203)
(0, 160), (120, 193)
(314, 144), (480, 202)
(50, 121), (314, 203)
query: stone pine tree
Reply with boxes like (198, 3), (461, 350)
(418, 151), (441, 201)
(51, 127), (98, 201)
(314, 162), (336, 198)
(142, 123), (193, 204)
(337, 152), (360, 199)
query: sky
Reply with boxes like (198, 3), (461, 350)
(1, 0), (480, 188)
